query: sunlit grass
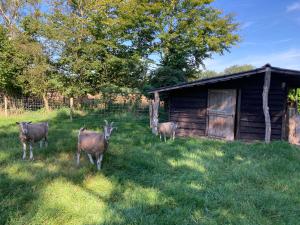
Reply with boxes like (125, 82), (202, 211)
(0, 109), (299, 225)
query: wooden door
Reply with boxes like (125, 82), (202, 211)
(207, 89), (237, 140)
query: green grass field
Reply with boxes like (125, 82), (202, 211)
(0, 109), (299, 225)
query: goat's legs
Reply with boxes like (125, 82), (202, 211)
(164, 135), (166, 142)
(87, 154), (94, 164)
(22, 143), (27, 160)
(172, 131), (175, 141)
(160, 133), (162, 141)
(40, 141), (43, 148)
(76, 152), (81, 166)
(96, 154), (103, 170)
(29, 144), (34, 160)
(44, 136), (48, 148)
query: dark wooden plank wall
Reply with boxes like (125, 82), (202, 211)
(237, 75), (285, 140)
(169, 88), (207, 137)
(168, 73), (286, 141)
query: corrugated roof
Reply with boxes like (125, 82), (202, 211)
(148, 64), (300, 93)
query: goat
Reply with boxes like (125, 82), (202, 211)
(16, 121), (49, 160)
(154, 121), (178, 142)
(77, 120), (116, 170)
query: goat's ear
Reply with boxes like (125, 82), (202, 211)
(16, 122), (20, 125)
(28, 121), (32, 124)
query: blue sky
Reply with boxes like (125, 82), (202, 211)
(204, 0), (300, 72)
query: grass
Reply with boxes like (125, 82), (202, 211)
(0, 109), (300, 225)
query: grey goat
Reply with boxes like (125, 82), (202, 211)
(154, 121), (178, 142)
(77, 120), (116, 170)
(16, 121), (49, 160)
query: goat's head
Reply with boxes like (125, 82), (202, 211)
(103, 120), (117, 140)
(16, 122), (32, 135)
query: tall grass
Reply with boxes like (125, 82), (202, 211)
(0, 109), (299, 225)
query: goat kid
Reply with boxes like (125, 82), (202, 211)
(77, 120), (116, 170)
(16, 121), (49, 160)
(154, 121), (178, 142)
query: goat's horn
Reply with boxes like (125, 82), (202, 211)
(104, 120), (108, 125)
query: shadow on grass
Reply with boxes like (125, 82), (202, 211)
(0, 109), (300, 224)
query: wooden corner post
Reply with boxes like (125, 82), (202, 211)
(4, 94), (8, 117)
(70, 97), (74, 121)
(263, 67), (271, 143)
(149, 91), (160, 134)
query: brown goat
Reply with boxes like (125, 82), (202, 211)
(77, 120), (116, 170)
(154, 122), (178, 142)
(16, 121), (48, 160)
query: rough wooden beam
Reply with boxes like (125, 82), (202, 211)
(149, 101), (153, 128)
(235, 89), (242, 139)
(70, 97), (74, 121)
(4, 94), (8, 117)
(263, 67), (272, 143)
(150, 91), (160, 134)
(281, 84), (288, 140)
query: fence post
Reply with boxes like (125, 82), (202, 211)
(4, 94), (8, 117)
(263, 66), (271, 143)
(70, 97), (74, 121)
(150, 91), (160, 134)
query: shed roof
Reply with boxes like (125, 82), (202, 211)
(148, 64), (300, 93)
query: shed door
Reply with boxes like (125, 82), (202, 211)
(207, 89), (237, 140)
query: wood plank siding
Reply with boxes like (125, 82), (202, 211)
(168, 72), (286, 141)
(169, 88), (207, 137)
(239, 74), (285, 140)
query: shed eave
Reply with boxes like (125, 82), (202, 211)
(148, 68), (266, 94)
(148, 65), (300, 94)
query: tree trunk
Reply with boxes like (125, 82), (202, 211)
(149, 102), (153, 128)
(42, 94), (50, 112)
(70, 97), (74, 121)
(4, 94), (8, 117)
(150, 91), (160, 134)
(263, 67), (271, 143)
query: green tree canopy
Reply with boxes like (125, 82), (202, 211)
(1, 0), (241, 96)
(223, 64), (255, 75)
(0, 25), (25, 95)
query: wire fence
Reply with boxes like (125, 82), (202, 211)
(0, 92), (167, 125)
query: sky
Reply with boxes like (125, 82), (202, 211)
(204, 0), (300, 72)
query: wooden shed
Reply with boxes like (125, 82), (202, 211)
(149, 64), (300, 143)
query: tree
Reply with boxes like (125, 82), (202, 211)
(0, 0), (39, 38)
(149, 0), (239, 87)
(40, 0), (149, 97)
(0, 1), (56, 110)
(192, 70), (219, 81)
(0, 25), (23, 95)
(15, 34), (53, 111)
(150, 66), (187, 88)
(43, 0), (239, 91)
(223, 64), (255, 75)
(1, 0), (241, 96)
